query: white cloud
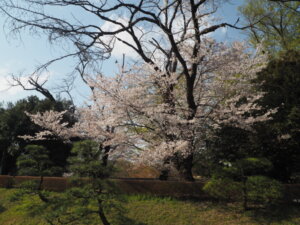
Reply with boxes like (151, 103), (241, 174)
(99, 17), (141, 59)
(0, 67), (19, 95)
(0, 66), (51, 102)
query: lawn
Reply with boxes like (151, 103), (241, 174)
(0, 188), (299, 225)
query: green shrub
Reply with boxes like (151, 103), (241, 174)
(203, 157), (283, 210)
(247, 175), (283, 204)
(52, 140), (126, 225)
(203, 177), (242, 201)
(17, 145), (63, 176)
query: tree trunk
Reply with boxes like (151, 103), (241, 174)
(159, 154), (194, 181)
(97, 199), (110, 225)
(159, 169), (170, 180)
(0, 149), (8, 175)
(242, 178), (248, 211)
(158, 157), (172, 180)
(37, 175), (49, 203)
(101, 145), (110, 167)
(177, 154), (194, 182)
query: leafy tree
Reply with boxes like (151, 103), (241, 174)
(63, 140), (122, 225)
(206, 126), (254, 164)
(0, 96), (74, 175)
(12, 145), (61, 204)
(203, 50), (300, 182)
(17, 145), (62, 176)
(252, 50), (300, 182)
(239, 0), (300, 55)
(24, 42), (271, 182)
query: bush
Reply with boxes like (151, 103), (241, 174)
(203, 177), (242, 201)
(247, 176), (283, 204)
(17, 145), (63, 176)
(203, 157), (283, 210)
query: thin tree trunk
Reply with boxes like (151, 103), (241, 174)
(242, 178), (248, 210)
(37, 175), (49, 203)
(0, 149), (7, 175)
(97, 199), (110, 225)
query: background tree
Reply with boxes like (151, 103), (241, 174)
(64, 140), (120, 225)
(17, 145), (62, 177)
(203, 50), (300, 183)
(0, 96), (74, 175)
(252, 50), (300, 182)
(239, 0), (300, 55)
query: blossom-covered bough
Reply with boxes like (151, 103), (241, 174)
(2, 0), (275, 181)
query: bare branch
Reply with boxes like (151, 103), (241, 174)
(9, 74), (56, 102)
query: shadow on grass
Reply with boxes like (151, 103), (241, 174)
(119, 217), (147, 225)
(0, 204), (6, 213)
(245, 203), (300, 224)
(189, 199), (300, 224)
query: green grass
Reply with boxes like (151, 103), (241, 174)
(0, 188), (299, 225)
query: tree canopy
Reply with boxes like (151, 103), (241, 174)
(239, 0), (300, 55)
(0, 96), (74, 175)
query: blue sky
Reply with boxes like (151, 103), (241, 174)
(0, 0), (246, 106)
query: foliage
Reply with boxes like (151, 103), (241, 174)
(10, 140), (127, 225)
(203, 177), (242, 201)
(253, 50), (300, 182)
(68, 140), (111, 178)
(11, 145), (62, 206)
(0, 96), (74, 175)
(239, 0), (300, 55)
(203, 50), (300, 182)
(16, 145), (62, 176)
(203, 158), (283, 210)
(201, 126), (254, 173)
(247, 176), (283, 203)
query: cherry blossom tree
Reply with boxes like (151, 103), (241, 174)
(86, 41), (274, 181)
(22, 40), (274, 181)
(2, 0), (275, 180)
